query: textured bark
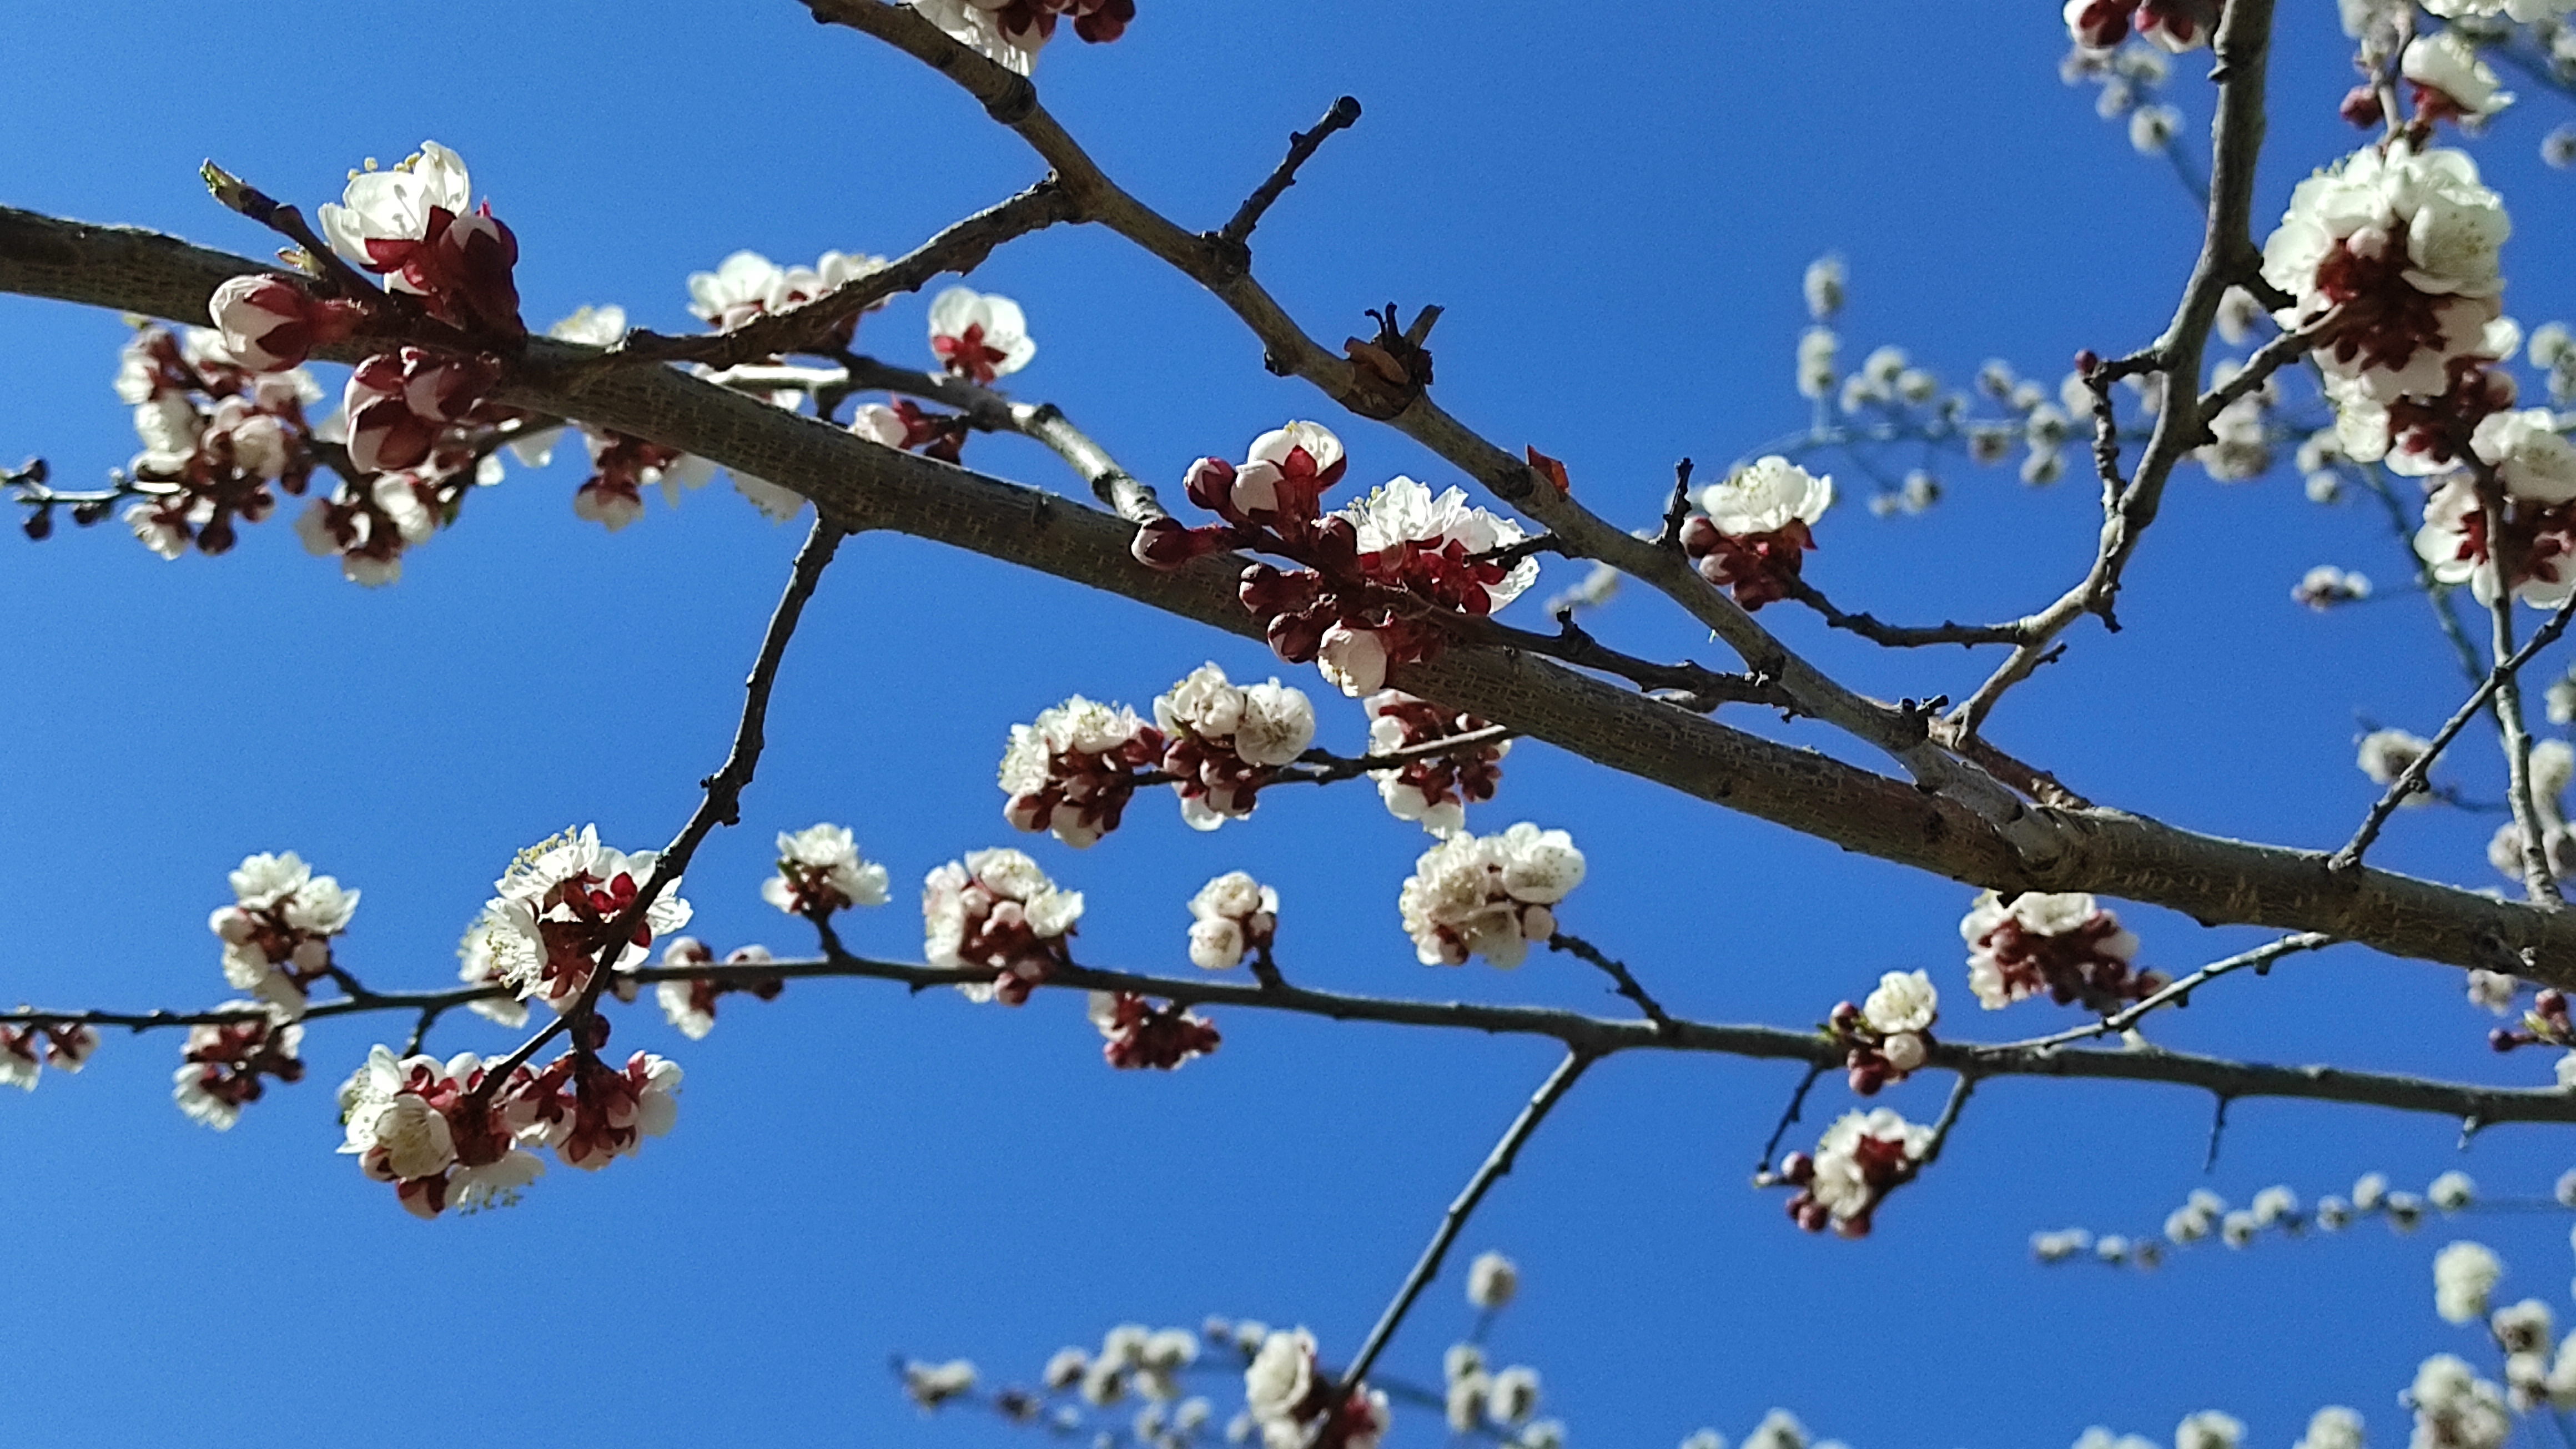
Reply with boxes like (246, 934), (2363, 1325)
(7, 204), (2575, 979)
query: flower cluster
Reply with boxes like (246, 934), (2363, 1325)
(208, 851), (361, 1014)
(2416, 408), (2576, 610)
(1678, 456), (1834, 609)
(1397, 822), (1586, 968)
(1088, 991), (1220, 1070)
(2045, 1170), (2499, 1275)
(1827, 970), (1939, 1095)
(1775, 1106), (1934, 1237)
(653, 938), (786, 1040)
(1361, 691), (1506, 836)
(1154, 664), (1317, 829)
(686, 248), (889, 338)
(506, 306), (719, 530)
(2400, 31), (2512, 129)
(2483, 984), (2576, 1082)
(1443, 1344), (1545, 1439)
(910, 0), (1133, 76)
(0, 1016), (98, 1092)
(2293, 563), (2374, 608)
(2062, 0), (2218, 52)
(462, 826), (692, 1016)
(111, 324), (326, 560)
(318, 142), (522, 338)
(2409, 1355), (2513, 1449)
(1000, 696), (1164, 847)
(1134, 422), (1539, 697)
(927, 286), (1038, 384)
(2483, 737), (2576, 884)
(173, 1004), (304, 1130)
(1188, 871), (1278, 971)
(925, 849), (1083, 1004)
(336, 1042), (681, 1217)
(1244, 1328), (1387, 1449)
(762, 823), (893, 919)
(1959, 889), (2164, 1012)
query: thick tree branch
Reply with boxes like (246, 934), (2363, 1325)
(14, 205), (2576, 979)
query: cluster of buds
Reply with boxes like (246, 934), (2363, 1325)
(1244, 1329), (1388, 1449)
(2061, 0), (2217, 52)
(1046, 1323), (1204, 1407)
(463, 826), (693, 1017)
(1398, 822), (1586, 968)
(572, 430), (713, 531)
(1772, 1106), (1935, 1237)
(762, 823), (893, 919)
(1154, 664), (1316, 829)
(207, 851), (361, 1014)
(107, 324), (326, 558)
(1087, 991), (1220, 1070)
(1679, 457), (1834, 609)
(0, 1015), (98, 1092)
(925, 849), (1083, 1004)
(653, 938), (785, 1040)
(173, 1004), (304, 1130)
(927, 286), (1038, 384)
(853, 399), (972, 465)
(2487, 984), (2576, 1065)
(1361, 691), (1506, 836)
(336, 1042), (681, 1217)
(1000, 696), (1164, 847)
(686, 248), (889, 338)
(1826, 970), (1939, 1094)
(1442, 1345), (1546, 1438)
(911, 0), (1133, 76)
(1187, 871), (1278, 972)
(1135, 423), (1540, 697)
(2293, 564), (2374, 609)
(1960, 889), (2164, 1013)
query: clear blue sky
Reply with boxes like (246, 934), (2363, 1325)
(5, 4), (2575, 1446)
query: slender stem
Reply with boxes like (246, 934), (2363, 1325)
(1217, 95), (1363, 248)
(1546, 933), (1673, 1033)
(1754, 1063), (1828, 1176)
(1331, 1050), (1594, 1401)
(1997, 932), (2336, 1051)
(2483, 499), (2566, 904)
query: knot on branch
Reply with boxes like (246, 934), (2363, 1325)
(983, 74), (1040, 126)
(1337, 303), (1437, 420)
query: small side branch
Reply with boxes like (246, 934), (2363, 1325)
(1332, 1049), (1594, 1401)
(2331, 587), (2576, 873)
(1547, 933), (1674, 1034)
(2000, 932), (2337, 1051)
(1217, 95), (1363, 249)
(1778, 577), (2031, 649)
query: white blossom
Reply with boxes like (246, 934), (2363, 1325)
(2429, 1170), (2477, 1211)
(928, 286), (1036, 382)
(2403, 31), (2511, 122)
(761, 823), (892, 915)
(1700, 457), (1833, 537)
(2174, 1411), (2243, 1449)
(1399, 823), (1586, 968)
(1860, 969), (1938, 1035)
(1468, 1249), (1520, 1309)
(2293, 1407), (2364, 1449)
(2434, 1240), (2504, 1324)
(2356, 729), (2432, 787)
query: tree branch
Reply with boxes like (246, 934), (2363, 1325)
(1216, 95), (1363, 249)
(1331, 1049), (1594, 1404)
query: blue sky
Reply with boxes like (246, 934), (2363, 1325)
(7, 3), (2576, 1447)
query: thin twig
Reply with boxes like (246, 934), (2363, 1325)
(1754, 1063), (1829, 1178)
(2331, 591), (2576, 872)
(1281, 726), (1516, 787)
(1654, 459), (1695, 550)
(1778, 577), (2030, 649)
(2479, 477), (2566, 905)
(1546, 933), (1674, 1034)
(1331, 1050), (1594, 1403)
(1996, 933), (2337, 1051)
(1217, 95), (1364, 248)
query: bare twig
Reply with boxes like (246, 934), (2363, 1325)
(1217, 95), (1363, 249)
(1546, 933), (1674, 1033)
(1754, 1063), (1829, 1178)
(2331, 590), (2576, 872)
(1777, 577), (2030, 649)
(1654, 458), (1695, 550)
(1281, 726), (1516, 787)
(1332, 1050), (1594, 1403)
(2478, 479), (2567, 905)
(1997, 932), (2338, 1051)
